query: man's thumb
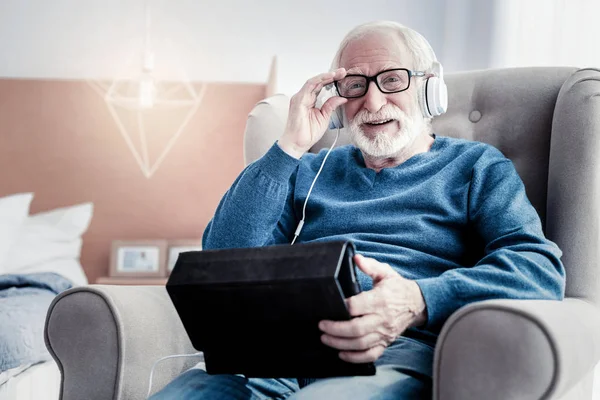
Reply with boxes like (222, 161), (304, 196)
(320, 96), (347, 121)
(354, 254), (395, 283)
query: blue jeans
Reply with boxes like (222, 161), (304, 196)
(149, 336), (433, 400)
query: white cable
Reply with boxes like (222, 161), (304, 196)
(146, 352), (204, 399)
(291, 127), (341, 245)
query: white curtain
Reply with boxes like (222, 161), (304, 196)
(490, 0), (600, 69)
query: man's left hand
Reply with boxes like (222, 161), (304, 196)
(319, 254), (428, 363)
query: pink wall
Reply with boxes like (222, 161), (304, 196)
(0, 79), (266, 283)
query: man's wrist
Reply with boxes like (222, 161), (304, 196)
(408, 280), (428, 328)
(277, 137), (307, 160)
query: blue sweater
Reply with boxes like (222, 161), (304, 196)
(203, 135), (565, 345)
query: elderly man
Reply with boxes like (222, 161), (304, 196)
(152, 20), (565, 399)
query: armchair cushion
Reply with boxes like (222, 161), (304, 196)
(434, 298), (600, 400)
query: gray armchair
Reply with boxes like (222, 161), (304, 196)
(45, 67), (600, 400)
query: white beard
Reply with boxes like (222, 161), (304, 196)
(348, 105), (425, 158)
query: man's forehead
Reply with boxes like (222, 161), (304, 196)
(345, 63), (404, 75)
(339, 33), (412, 75)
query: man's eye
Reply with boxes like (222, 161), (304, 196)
(349, 82), (365, 89)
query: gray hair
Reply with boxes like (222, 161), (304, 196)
(330, 21), (437, 73)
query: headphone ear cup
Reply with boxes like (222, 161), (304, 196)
(438, 79), (448, 115)
(425, 77), (448, 117)
(418, 79), (432, 118)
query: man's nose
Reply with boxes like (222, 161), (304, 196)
(362, 81), (387, 114)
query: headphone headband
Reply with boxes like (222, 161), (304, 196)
(431, 61), (443, 79)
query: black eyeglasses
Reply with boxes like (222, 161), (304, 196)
(334, 68), (426, 99)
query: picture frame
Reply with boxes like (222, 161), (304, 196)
(167, 239), (203, 274)
(109, 240), (168, 278)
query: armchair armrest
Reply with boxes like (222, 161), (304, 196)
(434, 298), (600, 400)
(44, 285), (197, 400)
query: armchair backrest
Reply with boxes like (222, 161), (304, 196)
(243, 67), (600, 304)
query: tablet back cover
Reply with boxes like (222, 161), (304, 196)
(166, 240), (376, 378)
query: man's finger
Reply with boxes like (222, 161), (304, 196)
(319, 96), (347, 120)
(321, 332), (381, 351)
(300, 71), (336, 95)
(354, 254), (396, 282)
(339, 345), (386, 364)
(319, 313), (383, 337)
(307, 71), (336, 85)
(299, 68), (346, 103)
(332, 67), (347, 80)
(306, 68), (345, 86)
(345, 289), (382, 316)
(310, 80), (335, 100)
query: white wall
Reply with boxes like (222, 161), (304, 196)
(490, 0), (600, 70)
(439, 0), (498, 72)
(0, 0), (450, 95)
(4, 0), (595, 97)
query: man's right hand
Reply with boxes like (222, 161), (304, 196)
(278, 68), (348, 159)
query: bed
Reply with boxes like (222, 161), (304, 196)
(0, 193), (93, 400)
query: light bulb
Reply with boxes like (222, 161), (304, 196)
(139, 76), (155, 109)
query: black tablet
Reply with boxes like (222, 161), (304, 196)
(166, 240), (376, 378)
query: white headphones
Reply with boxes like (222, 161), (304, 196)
(418, 57), (448, 118)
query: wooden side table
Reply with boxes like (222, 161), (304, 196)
(95, 276), (168, 285)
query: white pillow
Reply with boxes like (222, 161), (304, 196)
(0, 193), (34, 272)
(3, 202), (93, 286)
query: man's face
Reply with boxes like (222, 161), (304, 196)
(339, 33), (425, 157)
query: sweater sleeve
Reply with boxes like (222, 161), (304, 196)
(415, 155), (566, 333)
(202, 142), (300, 250)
